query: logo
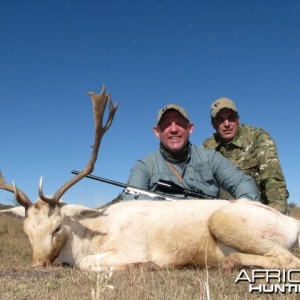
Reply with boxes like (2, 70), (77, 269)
(235, 269), (300, 293)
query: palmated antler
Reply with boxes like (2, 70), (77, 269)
(39, 85), (118, 206)
(0, 171), (32, 208)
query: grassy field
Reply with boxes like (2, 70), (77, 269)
(0, 211), (299, 299)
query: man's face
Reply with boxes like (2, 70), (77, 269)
(153, 110), (194, 152)
(212, 108), (239, 143)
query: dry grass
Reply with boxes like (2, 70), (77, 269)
(1, 213), (299, 299)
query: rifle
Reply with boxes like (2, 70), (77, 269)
(71, 170), (215, 200)
(71, 170), (178, 201)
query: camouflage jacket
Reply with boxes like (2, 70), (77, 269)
(202, 124), (288, 214)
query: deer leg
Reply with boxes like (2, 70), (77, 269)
(222, 249), (300, 272)
(79, 252), (161, 272)
(208, 204), (300, 270)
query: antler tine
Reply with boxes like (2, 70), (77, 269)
(0, 171), (32, 208)
(39, 85), (118, 205)
(38, 176), (58, 206)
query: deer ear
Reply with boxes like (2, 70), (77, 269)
(0, 206), (26, 220)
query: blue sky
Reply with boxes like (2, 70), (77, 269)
(0, 0), (299, 207)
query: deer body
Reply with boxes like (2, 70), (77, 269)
(2, 198), (300, 271)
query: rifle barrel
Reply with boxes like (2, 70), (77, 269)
(71, 170), (127, 189)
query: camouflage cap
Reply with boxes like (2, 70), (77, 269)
(211, 97), (238, 118)
(157, 104), (189, 124)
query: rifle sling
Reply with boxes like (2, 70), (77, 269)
(166, 161), (183, 183)
(166, 162), (210, 199)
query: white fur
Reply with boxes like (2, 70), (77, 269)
(1, 198), (300, 271)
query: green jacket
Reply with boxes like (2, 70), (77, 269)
(202, 124), (288, 214)
(123, 144), (259, 201)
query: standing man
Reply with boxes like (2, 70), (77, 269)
(123, 103), (259, 201)
(202, 97), (288, 214)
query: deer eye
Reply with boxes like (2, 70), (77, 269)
(53, 225), (62, 235)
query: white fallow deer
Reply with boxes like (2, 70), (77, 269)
(1, 87), (300, 272)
